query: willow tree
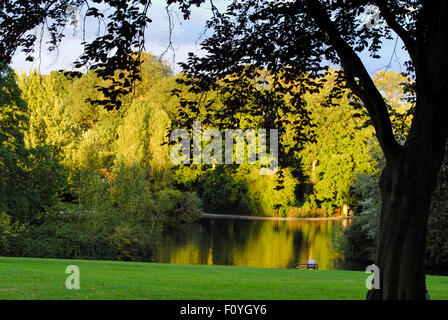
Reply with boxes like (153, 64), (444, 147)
(168, 0), (448, 300)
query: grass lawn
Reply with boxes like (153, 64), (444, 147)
(0, 256), (447, 300)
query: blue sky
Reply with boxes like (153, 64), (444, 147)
(11, 0), (409, 76)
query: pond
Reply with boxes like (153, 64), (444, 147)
(153, 217), (350, 270)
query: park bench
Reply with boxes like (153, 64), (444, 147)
(295, 263), (318, 270)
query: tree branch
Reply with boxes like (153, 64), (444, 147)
(373, 0), (417, 63)
(307, 0), (399, 159)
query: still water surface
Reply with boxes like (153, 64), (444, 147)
(154, 218), (349, 270)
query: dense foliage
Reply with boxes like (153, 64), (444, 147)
(0, 56), (202, 261)
(1, 54), (447, 269)
(0, 65), (66, 224)
(342, 146), (448, 273)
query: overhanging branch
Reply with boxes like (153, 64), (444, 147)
(373, 0), (417, 64)
(307, 0), (399, 159)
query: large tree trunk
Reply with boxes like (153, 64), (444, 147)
(367, 116), (447, 300)
(308, 0), (448, 300)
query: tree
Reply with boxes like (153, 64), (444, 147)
(300, 72), (377, 213)
(17, 70), (79, 154)
(0, 64), (65, 223)
(167, 0), (448, 300)
(115, 99), (172, 184)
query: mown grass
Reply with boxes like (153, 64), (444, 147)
(0, 257), (447, 300)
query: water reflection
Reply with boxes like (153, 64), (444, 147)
(155, 218), (348, 270)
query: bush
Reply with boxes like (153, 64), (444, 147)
(426, 152), (448, 272)
(341, 217), (375, 269)
(169, 191), (203, 223)
(0, 212), (29, 256)
(286, 207), (328, 218)
(4, 223), (113, 260)
(109, 222), (156, 261)
(201, 167), (251, 214)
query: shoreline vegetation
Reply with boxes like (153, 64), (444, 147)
(201, 213), (353, 221)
